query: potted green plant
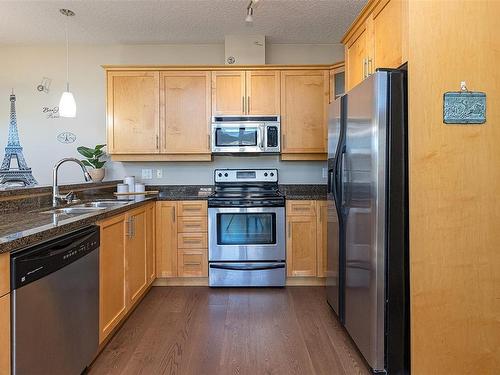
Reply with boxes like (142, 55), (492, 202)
(77, 144), (107, 182)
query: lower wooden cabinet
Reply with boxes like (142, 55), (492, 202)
(0, 293), (10, 375)
(286, 200), (329, 278)
(156, 200), (208, 278)
(98, 202), (155, 344)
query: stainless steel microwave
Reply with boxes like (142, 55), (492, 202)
(211, 116), (280, 154)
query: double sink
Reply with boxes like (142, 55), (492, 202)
(42, 199), (131, 215)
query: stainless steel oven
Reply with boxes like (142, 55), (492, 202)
(208, 169), (286, 287)
(211, 116), (280, 154)
(208, 206), (285, 262)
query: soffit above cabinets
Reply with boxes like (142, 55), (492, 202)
(0, 0), (367, 45)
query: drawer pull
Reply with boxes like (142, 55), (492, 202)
(184, 261), (201, 266)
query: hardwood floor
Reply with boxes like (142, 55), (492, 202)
(90, 287), (369, 375)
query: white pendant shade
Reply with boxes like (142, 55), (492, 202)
(59, 91), (76, 118)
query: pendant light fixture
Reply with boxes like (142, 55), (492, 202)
(59, 8), (76, 118)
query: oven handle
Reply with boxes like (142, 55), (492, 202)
(210, 263), (285, 271)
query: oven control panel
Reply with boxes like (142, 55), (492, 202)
(214, 169), (278, 183)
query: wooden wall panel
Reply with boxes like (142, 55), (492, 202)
(408, 1), (500, 373)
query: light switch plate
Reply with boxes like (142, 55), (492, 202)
(141, 169), (153, 180)
(156, 169), (163, 178)
(322, 168), (327, 178)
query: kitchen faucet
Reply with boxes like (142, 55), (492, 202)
(52, 158), (92, 207)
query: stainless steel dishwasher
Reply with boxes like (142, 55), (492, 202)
(11, 225), (99, 375)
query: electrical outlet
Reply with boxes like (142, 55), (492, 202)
(156, 168), (163, 178)
(141, 169), (153, 180)
(322, 168), (327, 178)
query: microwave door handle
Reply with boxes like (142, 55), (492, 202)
(259, 127), (265, 149)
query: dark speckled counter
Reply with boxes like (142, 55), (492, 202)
(0, 183), (326, 254)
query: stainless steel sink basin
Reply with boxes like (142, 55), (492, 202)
(40, 199), (131, 215)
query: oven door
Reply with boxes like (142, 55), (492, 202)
(208, 206), (285, 261)
(211, 123), (264, 153)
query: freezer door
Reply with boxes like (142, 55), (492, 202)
(326, 97), (342, 314)
(343, 72), (387, 372)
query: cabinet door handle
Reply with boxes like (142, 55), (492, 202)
(363, 58), (367, 79)
(126, 219), (132, 238)
(207, 134), (211, 150)
(156, 135), (159, 149)
(368, 58), (373, 75)
(283, 134), (286, 149)
(242, 96), (245, 113)
(287, 221), (291, 239)
(172, 206), (176, 222)
(247, 96), (250, 114)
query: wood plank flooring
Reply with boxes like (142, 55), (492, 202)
(90, 287), (369, 375)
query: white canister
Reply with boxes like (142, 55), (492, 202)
(116, 183), (129, 194)
(134, 183), (145, 193)
(123, 176), (135, 194)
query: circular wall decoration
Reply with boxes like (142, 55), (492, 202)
(57, 132), (77, 144)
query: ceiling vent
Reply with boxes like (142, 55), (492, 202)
(225, 35), (266, 65)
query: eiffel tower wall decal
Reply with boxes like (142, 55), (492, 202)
(0, 92), (38, 187)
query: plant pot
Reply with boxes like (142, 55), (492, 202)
(88, 168), (105, 182)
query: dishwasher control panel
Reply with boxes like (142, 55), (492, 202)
(11, 226), (100, 290)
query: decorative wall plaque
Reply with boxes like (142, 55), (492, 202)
(443, 82), (486, 124)
(57, 132), (77, 144)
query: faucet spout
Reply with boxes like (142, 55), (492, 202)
(52, 158), (92, 207)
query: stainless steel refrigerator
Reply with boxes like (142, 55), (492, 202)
(327, 69), (410, 374)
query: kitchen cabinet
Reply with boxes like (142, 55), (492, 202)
(160, 71), (211, 155)
(126, 206), (148, 307)
(98, 202), (155, 343)
(99, 213), (127, 343)
(146, 202), (156, 284)
(107, 71), (160, 154)
(0, 253), (9, 297)
(212, 70), (280, 116)
(156, 200), (208, 278)
(342, 0), (408, 91)
(316, 201), (328, 277)
(280, 70), (329, 160)
(0, 294), (9, 375)
(330, 65), (346, 103)
(156, 202), (178, 277)
(286, 200), (318, 277)
(286, 200), (329, 278)
(211, 71), (246, 115)
(0, 252), (9, 375)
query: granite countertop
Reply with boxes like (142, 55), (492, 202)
(0, 197), (155, 254)
(0, 184), (326, 254)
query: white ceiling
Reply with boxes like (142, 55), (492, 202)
(0, 0), (366, 45)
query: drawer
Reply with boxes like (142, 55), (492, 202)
(177, 201), (207, 217)
(178, 233), (208, 249)
(286, 200), (317, 216)
(177, 216), (207, 233)
(0, 253), (9, 297)
(178, 250), (208, 277)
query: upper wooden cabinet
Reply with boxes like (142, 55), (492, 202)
(107, 71), (160, 154)
(280, 70), (329, 160)
(160, 71), (211, 155)
(342, 0), (408, 90)
(246, 71), (280, 115)
(212, 70), (280, 116)
(211, 71), (246, 115)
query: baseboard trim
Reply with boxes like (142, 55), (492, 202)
(152, 277), (326, 287)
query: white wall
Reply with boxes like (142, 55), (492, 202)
(0, 43), (342, 186)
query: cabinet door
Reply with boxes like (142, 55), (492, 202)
(372, 0), (403, 70)
(246, 71), (280, 115)
(126, 207), (148, 307)
(146, 202), (156, 285)
(329, 66), (346, 104)
(286, 215), (318, 277)
(160, 71), (211, 154)
(346, 27), (368, 90)
(98, 214), (127, 343)
(316, 201), (328, 277)
(156, 202), (178, 277)
(280, 70), (329, 156)
(211, 71), (246, 115)
(107, 71), (160, 154)
(0, 294), (10, 375)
